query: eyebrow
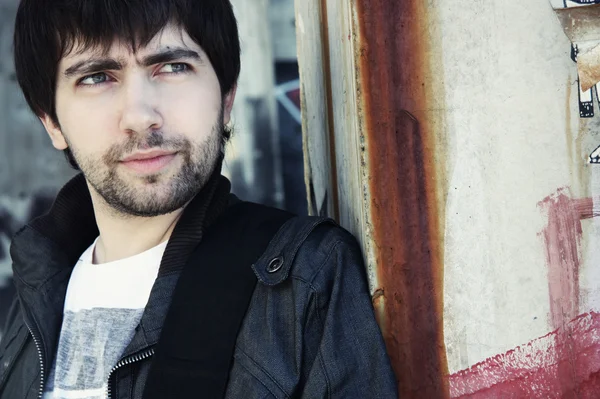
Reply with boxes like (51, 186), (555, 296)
(64, 59), (122, 79)
(141, 49), (200, 67)
(63, 48), (201, 79)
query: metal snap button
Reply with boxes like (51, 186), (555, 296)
(266, 256), (284, 273)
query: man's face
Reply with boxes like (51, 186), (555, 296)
(41, 24), (235, 217)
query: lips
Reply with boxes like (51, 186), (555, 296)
(121, 150), (176, 162)
(120, 151), (178, 174)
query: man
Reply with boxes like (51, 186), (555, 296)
(0, 0), (398, 398)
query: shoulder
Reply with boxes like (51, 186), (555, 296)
(252, 216), (366, 292)
(292, 221), (363, 283)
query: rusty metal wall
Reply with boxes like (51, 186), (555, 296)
(354, 2), (448, 397)
(296, 0), (448, 396)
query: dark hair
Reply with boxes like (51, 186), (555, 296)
(13, 0), (240, 169)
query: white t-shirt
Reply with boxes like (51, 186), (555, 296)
(43, 238), (167, 399)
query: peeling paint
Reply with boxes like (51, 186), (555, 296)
(577, 44), (600, 92)
(554, 4), (600, 43)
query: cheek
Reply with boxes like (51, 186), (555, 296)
(56, 97), (117, 153)
(160, 82), (222, 138)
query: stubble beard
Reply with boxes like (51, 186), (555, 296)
(68, 119), (224, 218)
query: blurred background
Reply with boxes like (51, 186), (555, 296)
(0, 0), (305, 337)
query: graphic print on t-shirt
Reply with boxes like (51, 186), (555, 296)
(46, 308), (144, 395)
(43, 238), (167, 399)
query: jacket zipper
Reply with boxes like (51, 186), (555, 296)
(106, 348), (155, 399)
(24, 323), (45, 399)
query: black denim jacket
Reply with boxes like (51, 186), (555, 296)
(0, 178), (398, 398)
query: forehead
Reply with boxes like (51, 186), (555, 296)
(59, 24), (201, 67)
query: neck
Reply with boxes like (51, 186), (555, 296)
(88, 185), (185, 264)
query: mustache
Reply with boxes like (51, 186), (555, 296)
(103, 131), (190, 163)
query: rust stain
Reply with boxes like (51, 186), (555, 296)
(354, 1), (449, 398)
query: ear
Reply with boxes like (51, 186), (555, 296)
(222, 85), (238, 125)
(39, 114), (68, 150)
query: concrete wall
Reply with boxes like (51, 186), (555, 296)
(297, 0), (600, 396)
(439, 0), (575, 370)
(440, 3), (600, 394)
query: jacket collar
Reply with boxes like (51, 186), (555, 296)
(10, 173), (97, 290)
(10, 170), (231, 290)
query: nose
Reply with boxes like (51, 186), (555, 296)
(118, 76), (163, 134)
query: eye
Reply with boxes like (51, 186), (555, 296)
(159, 63), (190, 74)
(78, 73), (110, 86)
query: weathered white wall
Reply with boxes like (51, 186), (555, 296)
(436, 0), (581, 373)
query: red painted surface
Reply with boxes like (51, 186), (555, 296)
(538, 188), (585, 330)
(449, 191), (600, 398)
(449, 312), (600, 398)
